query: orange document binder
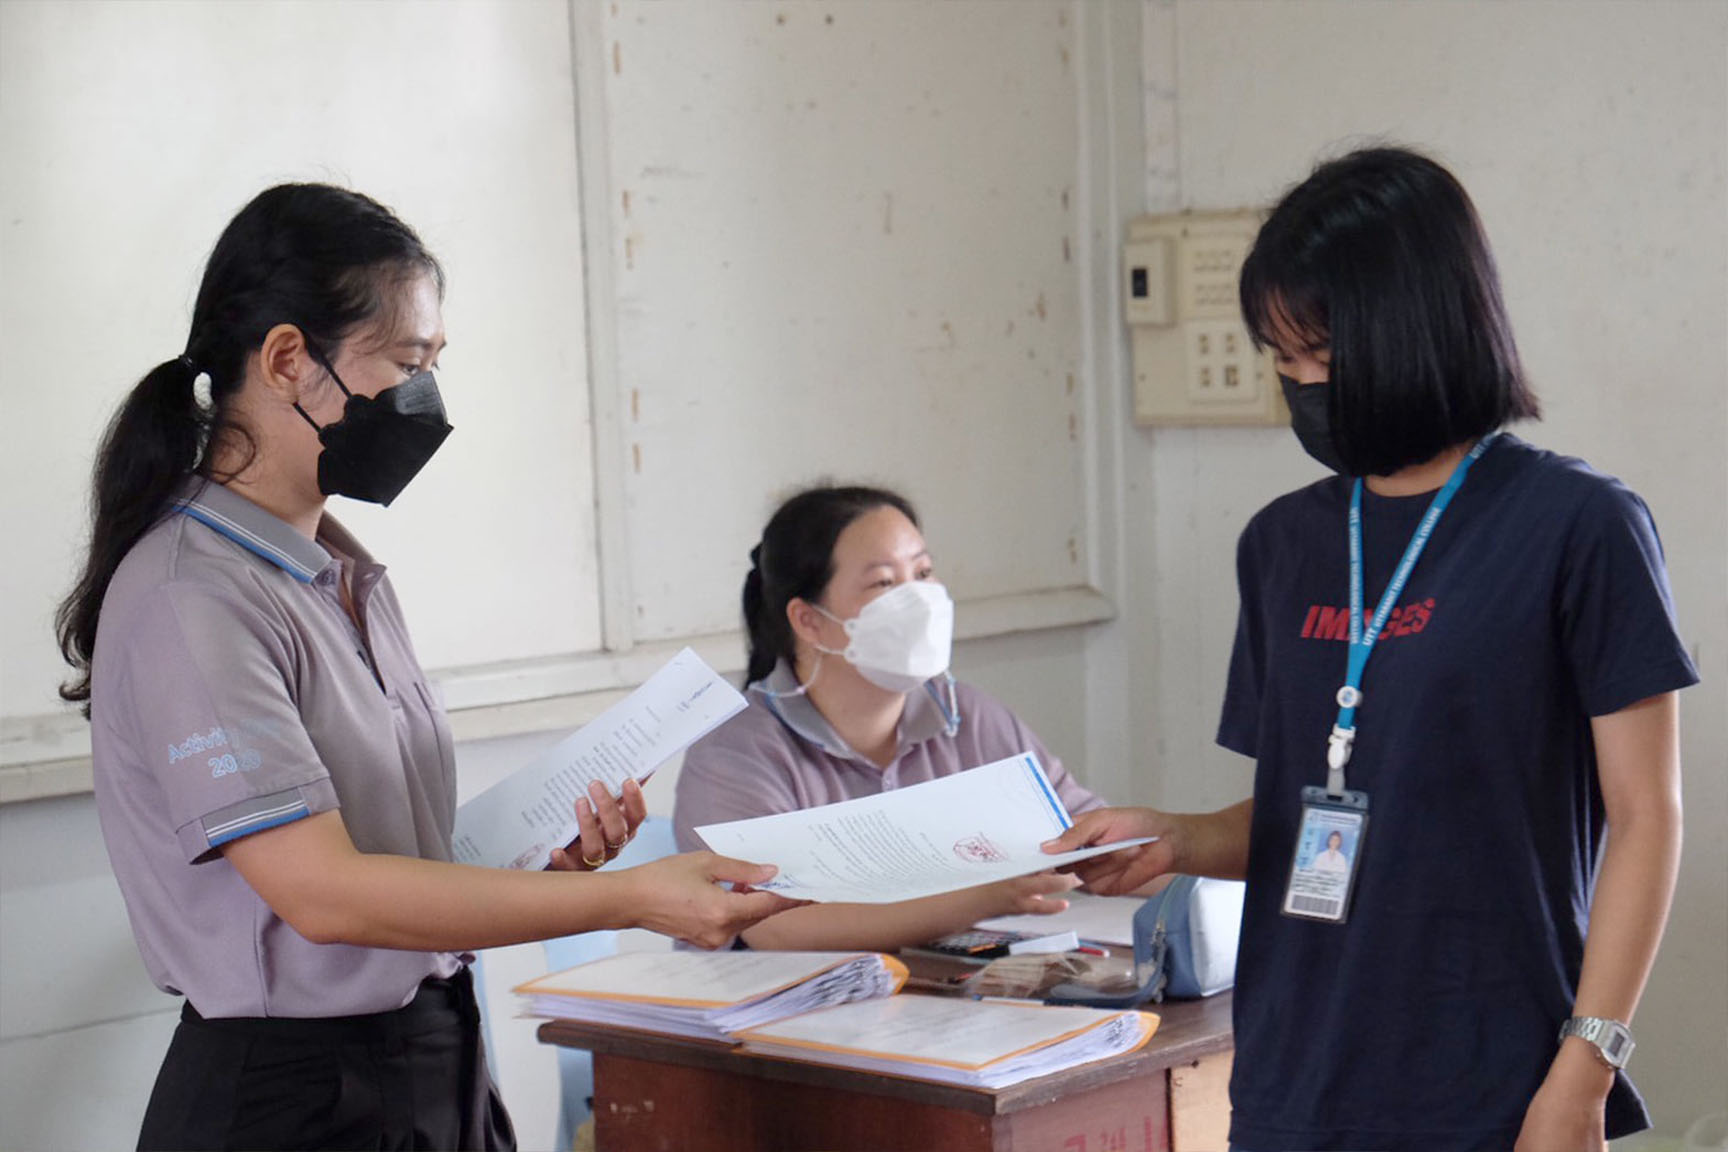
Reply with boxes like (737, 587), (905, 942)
(515, 951), (908, 1043)
(737, 995), (1159, 1089)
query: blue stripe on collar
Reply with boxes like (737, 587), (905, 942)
(922, 673), (962, 738)
(174, 501), (322, 584)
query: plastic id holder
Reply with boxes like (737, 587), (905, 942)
(1282, 786), (1369, 925)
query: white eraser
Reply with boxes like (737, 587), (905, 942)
(1007, 930), (1081, 956)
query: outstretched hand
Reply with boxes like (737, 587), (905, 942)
(1043, 807), (1180, 895)
(987, 870), (1083, 918)
(622, 851), (808, 949)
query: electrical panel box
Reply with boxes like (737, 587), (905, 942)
(1124, 210), (1286, 426)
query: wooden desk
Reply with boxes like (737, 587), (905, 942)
(537, 990), (1233, 1152)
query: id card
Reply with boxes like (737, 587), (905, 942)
(1282, 786), (1368, 924)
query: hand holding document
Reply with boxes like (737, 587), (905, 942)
(453, 649), (745, 870)
(515, 951), (907, 1042)
(737, 996), (1158, 1089)
(694, 753), (1154, 904)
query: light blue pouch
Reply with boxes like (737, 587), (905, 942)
(1132, 875), (1244, 1001)
(1043, 876), (1245, 1008)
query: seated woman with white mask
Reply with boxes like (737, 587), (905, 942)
(673, 484), (1099, 950)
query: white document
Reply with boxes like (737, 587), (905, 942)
(1006, 929), (1081, 956)
(976, 892), (1147, 946)
(453, 648), (745, 870)
(694, 752), (1153, 904)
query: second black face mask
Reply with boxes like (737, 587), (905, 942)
(300, 370), (454, 506)
(1280, 374), (1347, 475)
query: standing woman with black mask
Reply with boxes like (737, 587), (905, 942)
(1046, 148), (1696, 1150)
(56, 184), (796, 1151)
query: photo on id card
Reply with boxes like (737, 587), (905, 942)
(1283, 795), (1367, 924)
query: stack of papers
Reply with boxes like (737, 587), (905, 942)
(737, 996), (1158, 1089)
(515, 951), (908, 1043)
(976, 892), (1147, 946)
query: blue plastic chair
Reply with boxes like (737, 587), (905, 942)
(539, 817), (681, 1151)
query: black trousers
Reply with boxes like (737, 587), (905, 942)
(138, 968), (515, 1152)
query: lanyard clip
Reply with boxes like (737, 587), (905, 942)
(1326, 725), (1354, 797)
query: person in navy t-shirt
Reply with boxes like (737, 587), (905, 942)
(1047, 147), (1697, 1151)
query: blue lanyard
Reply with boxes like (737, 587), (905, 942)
(1325, 433), (1498, 795)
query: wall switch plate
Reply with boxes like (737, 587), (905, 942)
(1122, 236), (1175, 327)
(1124, 210), (1287, 427)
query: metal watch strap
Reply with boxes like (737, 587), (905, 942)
(1559, 1016), (1635, 1070)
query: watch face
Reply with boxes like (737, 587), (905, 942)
(1564, 1018), (1633, 1068)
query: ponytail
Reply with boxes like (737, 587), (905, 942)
(741, 484), (919, 687)
(56, 357), (206, 713)
(741, 545), (779, 685)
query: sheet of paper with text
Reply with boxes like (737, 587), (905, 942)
(695, 752), (1153, 903)
(453, 648), (745, 870)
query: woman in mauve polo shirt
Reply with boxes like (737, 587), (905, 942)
(673, 484), (1106, 952)
(56, 184), (795, 1152)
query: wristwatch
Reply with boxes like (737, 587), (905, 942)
(1558, 1016), (1635, 1069)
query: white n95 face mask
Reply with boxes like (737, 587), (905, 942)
(815, 580), (955, 693)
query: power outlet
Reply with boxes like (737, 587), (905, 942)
(1124, 210), (1285, 426)
(1187, 321), (1266, 403)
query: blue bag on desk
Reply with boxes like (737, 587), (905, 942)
(1042, 876), (1245, 1008)
(1132, 876), (1244, 1001)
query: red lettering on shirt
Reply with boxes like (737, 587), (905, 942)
(1305, 605), (1353, 641)
(1300, 599), (1437, 642)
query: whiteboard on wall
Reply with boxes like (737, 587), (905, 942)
(0, 1), (603, 729)
(598, 1), (1092, 642)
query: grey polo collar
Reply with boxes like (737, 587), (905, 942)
(172, 479), (336, 584)
(751, 659), (961, 766)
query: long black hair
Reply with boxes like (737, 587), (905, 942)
(743, 484), (919, 685)
(1240, 146), (1539, 477)
(55, 184), (442, 715)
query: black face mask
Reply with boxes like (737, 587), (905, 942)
(295, 369), (453, 506)
(1279, 374), (1347, 475)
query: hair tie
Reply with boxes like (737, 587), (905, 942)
(178, 354), (197, 373)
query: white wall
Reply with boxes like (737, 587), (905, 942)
(1119, 0), (1728, 1137)
(594, 3), (1096, 642)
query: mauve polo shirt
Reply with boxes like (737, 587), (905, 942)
(90, 479), (461, 1019)
(673, 660), (1104, 854)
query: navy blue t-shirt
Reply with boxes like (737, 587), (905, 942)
(1218, 434), (1698, 1152)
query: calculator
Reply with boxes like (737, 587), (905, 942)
(916, 929), (1033, 959)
